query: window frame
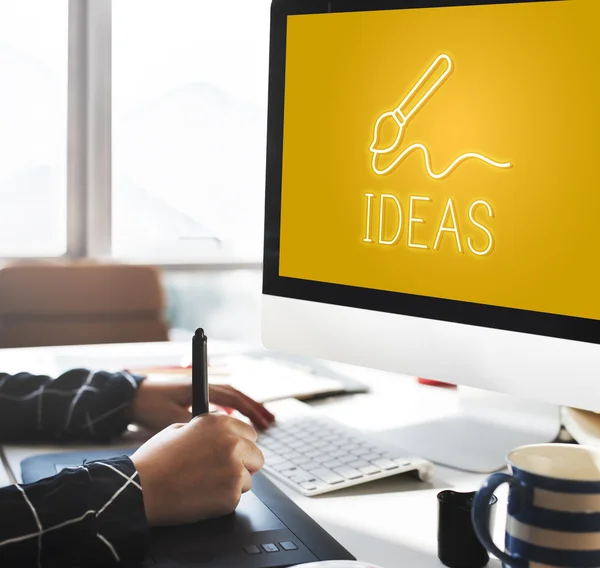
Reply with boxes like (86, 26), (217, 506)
(0, 0), (262, 270)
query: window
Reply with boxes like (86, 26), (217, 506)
(164, 269), (263, 342)
(0, 1), (68, 256)
(112, 0), (271, 262)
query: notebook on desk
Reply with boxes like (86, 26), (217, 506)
(21, 449), (355, 568)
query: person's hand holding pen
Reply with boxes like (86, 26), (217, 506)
(131, 329), (270, 528)
(132, 409), (265, 526)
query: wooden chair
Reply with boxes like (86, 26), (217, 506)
(0, 262), (169, 348)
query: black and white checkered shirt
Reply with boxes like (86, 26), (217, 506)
(0, 369), (149, 566)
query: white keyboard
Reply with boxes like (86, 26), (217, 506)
(258, 400), (433, 496)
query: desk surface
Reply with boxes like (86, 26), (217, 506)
(0, 341), (506, 568)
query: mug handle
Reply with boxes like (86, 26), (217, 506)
(471, 472), (527, 568)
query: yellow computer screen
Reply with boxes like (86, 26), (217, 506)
(278, 0), (600, 322)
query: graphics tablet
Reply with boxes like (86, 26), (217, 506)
(21, 449), (355, 568)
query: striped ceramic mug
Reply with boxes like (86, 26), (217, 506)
(472, 444), (600, 568)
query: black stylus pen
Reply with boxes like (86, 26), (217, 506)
(192, 328), (210, 417)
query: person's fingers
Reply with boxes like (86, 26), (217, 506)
(235, 394), (271, 429)
(210, 385), (273, 429)
(240, 468), (253, 494)
(163, 379), (275, 425)
(234, 389), (274, 422)
(223, 391), (267, 428)
(226, 416), (259, 442)
(239, 391), (275, 427)
(172, 405), (193, 425)
(208, 384), (236, 406)
(239, 439), (264, 474)
(172, 379), (193, 406)
(257, 402), (276, 423)
(188, 412), (258, 443)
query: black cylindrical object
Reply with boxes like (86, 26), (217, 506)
(192, 328), (209, 416)
(437, 490), (497, 568)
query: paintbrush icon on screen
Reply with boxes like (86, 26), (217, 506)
(369, 53), (511, 178)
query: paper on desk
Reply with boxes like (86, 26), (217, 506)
(134, 355), (345, 404)
(562, 407), (600, 447)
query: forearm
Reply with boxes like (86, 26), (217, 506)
(0, 370), (144, 443)
(0, 456), (148, 566)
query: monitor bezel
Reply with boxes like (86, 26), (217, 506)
(262, 0), (600, 346)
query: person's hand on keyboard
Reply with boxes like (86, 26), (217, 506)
(210, 384), (276, 429)
(131, 413), (265, 526)
(130, 377), (275, 432)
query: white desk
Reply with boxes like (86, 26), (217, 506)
(0, 342), (506, 568)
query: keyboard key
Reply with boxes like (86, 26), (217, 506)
(281, 468), (299, 477)
(322, 459), (344, 469)
(289, 473), (313, 483)
(372, 458), (400, 470)
(333, 466), (363, 480)
(361, 452), (382, 462)
(314, 455), (332, 464)
(294, 456), (315, 466)
(262, 544), (279, 553)
(340, 455), (360, 465)
(244, 545), (261, 555)
(280, 541), (298, 551)
(313, 440), (328, 449)
(320, 444), (338, 454)
(346, 458), (369, 469)
(274, 461), (295, 472)
(281, 451), (302, 461)
(294, 433), (312, 442)
(350, 447), (368, 456)
(266, 455), (286, 466)
(359, 464), (381, 475)
(310, 468), (345, 485)
(385, 455), (412, 466)
(322, 434), (339, 443)
(301, 461), (321, 471)
(300, 482), (318, 491)
(306, 449), (323, 459)
(330, 449), (347, 458)
(288, 440), (309, 450)
(332, 432), (349, 441)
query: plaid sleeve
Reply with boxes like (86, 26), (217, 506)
(0, 370), (145, 443)
(0, 456), (148, 567)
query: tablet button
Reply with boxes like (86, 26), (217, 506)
(244, 545), (261, 555)
(280, 541), (298, 551)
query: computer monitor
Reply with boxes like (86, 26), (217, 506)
(261, 0), (600, 472)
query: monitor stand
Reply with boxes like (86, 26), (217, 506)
(383, 387), (562, 473)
